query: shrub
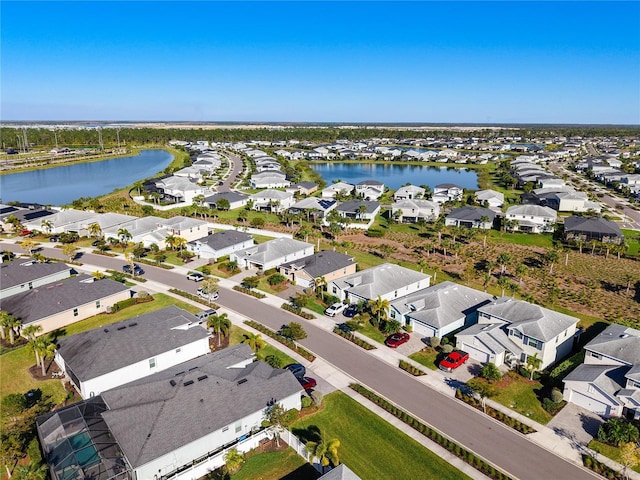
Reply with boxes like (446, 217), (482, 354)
(281, 303), (314, 319)
(365, 229), (384, 238)
(550, 387), (564, 403)
(442, 344), (454, 354)
(233, 285), (266, 299)
(282, 409), (299, 426)
(280, 322), (308, 341)
(267, 273), (286, 285)
(429, 336), (441, 348)
(263, 355), (282, 369)
(399, 360), (426, 376)
(301, 396), (313, 409)
(597, 418), (639, 446)
(480, 363), (502, 382)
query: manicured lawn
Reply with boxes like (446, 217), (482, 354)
(355, 323), (387, 344)
(588, 440), (640, 474)
(622, 229), (640, 257)
(228, 325), (297, 367)
(491, 373), (552, 425)
(306, 298), (329, 316)
(232, 448), (319, 480)
(292, 392), (470, 480)
(409, 348), (440, 371)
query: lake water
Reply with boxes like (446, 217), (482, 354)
(310, 162), (478, 191)
(0, 149), (173, 206)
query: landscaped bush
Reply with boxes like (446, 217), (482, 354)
(333, 327), (376, 350)
(399, 360), (426, 376)
(136, 258), (174, 269)
(282, 408), (300, 426)
(582, 454), (625, 480)
(365, 229), (384, 238)
(263, 355), (283, 369)
(267, 273), (287, 285)
(542, 397), (566, 415)
(233, 285), (266, 298)
(350, 383), (513, 480)
(243, 320), (315, 362)
(281, 303), (314, 319)
(301, 396), (313, 409)
(456, 390), (536, 434)
(110, 294), (154, 313)
(169, 288), (220, 309)
(597, 417), (639, 446)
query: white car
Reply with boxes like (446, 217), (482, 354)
(197, 288), (219, 301)
(325, 302), (346, 317)
(187, 272), (204, 282)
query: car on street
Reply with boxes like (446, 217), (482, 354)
(285, 363), (306, 379)
(197, 288), (219, 301)
(195, 309), (217, 321)
(384, 332), (410, 348)
(91, 239), (102, 247)
(336, 323), (352, 334)
(122, 264), (144, 276)
(438, 350), (470, 372)
(298, 377), (317, 391)
(325, 302), (347, 317)
(187, 271), (204, 282)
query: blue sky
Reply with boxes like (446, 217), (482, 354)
(2, 1), (639, 124)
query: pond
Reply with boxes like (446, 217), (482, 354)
(309, 162), (479, 191)
(0, 149), (173, 206)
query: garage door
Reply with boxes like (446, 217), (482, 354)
(412, 321), (435, 338)
(460, 343), (490, 363)
(569, 390), (611, 416)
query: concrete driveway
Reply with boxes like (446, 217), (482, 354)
(547, 402), (603, 448)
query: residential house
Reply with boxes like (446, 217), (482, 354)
(0, 258), (72, 300)
(445, 206), (495, 229)
(391, 199), (440, 223)
(335, 200), (380, 222)
(1, 274), (131, 334)
(230, 238), (314, 271)
(279, 250), (356, 289)
(205, 191), (250, 211)
(455, 297), (578, 369)
(393, 185), (426, 201)
(155, 176), (213, 204)
(249, 190), (295, 213)
(55, 306), (211, 398)
(532, 187), (601, 213)
(563, 324), (640, 419)
(564, 216), (624, 245)
(288, 197), (337, 220)
(474, 190), (504, 209)
(188, 230), (254, 261)
(329, 263), (431, 305)
(250, 170), (290, 189)
(160, 216), (212, 244)
(21, 209), (96, 234)
(389, 282), (492, 338)
(321, 182), (355, 199)
(37, 345), (303, 480)
(504, 205), (557, 233)
(285, 182), (318, 196)
(0, 204), (56, 232)
(433, 184), (464, 204)
(355, 180), (385, 201)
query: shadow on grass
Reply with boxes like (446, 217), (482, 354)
(279, 463), (321, 480)
(291, 425), (321, 444)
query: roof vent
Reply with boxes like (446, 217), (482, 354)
(175, 371), (185, 376)
(183, 380), (194, 387)
(117, 326), (126, 331)
(620, 334), (629, 338)
(188, 367), (198, 371)
(169, 380), (176, 387)
(237, 378), (248, 385)
(197, 375), (208, 382)
(103, 328), (109, 333)
(129, 322), (138, 327)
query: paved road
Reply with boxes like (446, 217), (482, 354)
(6, 244), (597, 480)
(218, 152), (244, 193)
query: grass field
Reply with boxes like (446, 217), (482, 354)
(231, 448), (319, 480)
(491, 374), (552, 425)
(409, 348), (440, 371)
(228, 325), (297, 367)
(588, 440), (640, 474)
(292, 392), (470, 480)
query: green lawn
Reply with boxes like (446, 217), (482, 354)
(232, 448), (319, 480)
(292, 392), (470, 480)
(355, 323), (387, 344)
(305, 298), (329, 316)
(588, 440), (640, 474)
(228, 325), (297, 367)
(486, 230), (555, 248)
(491, 374), (552, 425)
(409, 348), (440, 371)
(622, 229), (640, 256)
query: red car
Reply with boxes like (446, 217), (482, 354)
(384, 332), (410, 348)
(439, 350), (470, 372)
(298, 377), (317, 391)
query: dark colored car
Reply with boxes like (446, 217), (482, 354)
(384, 332), (410, 348)
(336, 323), (352, 334)
(91, 239), (102, 247)
(49, 235), (59, 242)
(285, 363), (306, 379)
(439, 350), (470, 372)
(298, 377), (317, 391)
(123, 264), (144, 276)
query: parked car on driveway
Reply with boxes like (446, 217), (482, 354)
(439, 350), (470, 372)
(298, 377), (317, 391)
(123, 264), (144, 276)
(384, 332), (410, 348)
(187, 272), (204, 282)
(197, 288), (219, 301)
(49, 235), (59, 242)
(325, 302), (346, 317)
(195, 309), (217, 322)
(285, 363), (306, 379)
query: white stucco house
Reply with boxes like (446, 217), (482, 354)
(321, 182), (355, 199)
(563, 324), (640, 419)
(355, 180), (385, 200)
(230, 237), (314, 271)
(391, 199), (440, 223)
(504, 205), (557, 233)
(187, 230), (255, 261)
(249, 189), (295, 213)
(433, 183), (464, 204)
(475, 189), (504, 209)
(250, 170), (290, 189)
(394, 185), (426, 201)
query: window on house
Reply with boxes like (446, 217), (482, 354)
(223, 426), (229, 432)
(332, 287), (337, 294)
(149, 358), (156, 368)
(394, 290), (398, 298)
(511, 330), (522, 339)
(176, 348), (181, 354)
(527, 337), (539, 348)
(28, 282), (33, 290)
(73, 308), (78, 317)
(590, 352), (601, 360)
(235, 420), (242, 433)
(96, 301), (101, 309)
(631, 381), (640, 389)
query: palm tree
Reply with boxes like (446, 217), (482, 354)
(164, 234), (177, 251)
(117, 228), (132, 251)
(41, 219), (53, 234)
(306, 436), (341, 473)
(13, 461), (48, 480)
(241, 332), (266, 353)
(38, 339), (57, 376)
(525, 353), (543, 380)
(624, 273), (635, 294)
(356, 203), (368, 221)
(29, 336), (46, 369)
(88, 222), (102, 238)
(207, 313), (231, 347)
(133, 180), (145, 196)
(382, 319), (402, 334)
(2, 313), (21, 344)
(173, 236), (187, 253)
(367, 296), (389, 327)
(515, 264), (528, 284)
(497, 276), (511, 297)
(224, 448), (245, 474)
(21, 324), (42, 341)
(496, 252), (511, 276)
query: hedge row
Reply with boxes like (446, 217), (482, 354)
(169, 288), (220, 310)
(333, 328), (376, 350)
(455, 390), (536, 434)
(136, 258), (175, 269)
(349, 383), (513, 480)
(583, 455), (625, 480)
(244, 320), (316, 362)
(233, 285), (266, 298)
(106, 269), (148, 283)
(92, 250), (118, 257)
(110, 295), (154, 313)
(281, 303), (315, 320)
(399, 360), (426, 376)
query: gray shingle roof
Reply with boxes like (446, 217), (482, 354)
(336, 200), (380, 214)
(563, 364), (628, 396)
(446, 206), (496, 222)
(56, 306), (210, 381)
(457, 322), (522, 356)
(280, 250), (355, 279)
(585, 324), (640, 365)
(564, 216), (623, 238)
(188, 230), (253, 251)
(205, 191), (249, 204)
(1, 274), (130, 325)
(390, 282), (492, 329)
(319, 464), (361, 480)
(0, 258), (71, 290)
(100, 345), (303, 469)
(333, 263), (431, 300)
(233, 238), (313, 266)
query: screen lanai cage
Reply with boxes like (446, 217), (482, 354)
(36, 397), (131, 480)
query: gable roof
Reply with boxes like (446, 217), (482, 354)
(446, 206), (496, 222)
(280, 250), (355, 279)
(477, 297), (578, 342)
(336, 200), (380, 214)
(233, 238), (313, 265)
(100, 345), (302, 468)
(188, 230), (253, 251)
(0, 258), (71, 290)
(2, 274), (130, 325)
(390, 282), (492, 329)
(457, 322), (523, 357)
(563, 364), (628, 396)
(506, 204), (557, 218)
(56, 306), (210, 381)
(585, 324), (640, 365)
(319, 464), (361, 480)
(290, 197), (336, 212)
(564, 216), (623, 238)
(332, 263), (431, 300)
(205, 191), (249, 204)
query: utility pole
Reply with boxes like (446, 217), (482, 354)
(54, 129), (59, 149)
(22, 127), (28, 153)
(116, 127), (121, 148)
(98, 127), (104, 150)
